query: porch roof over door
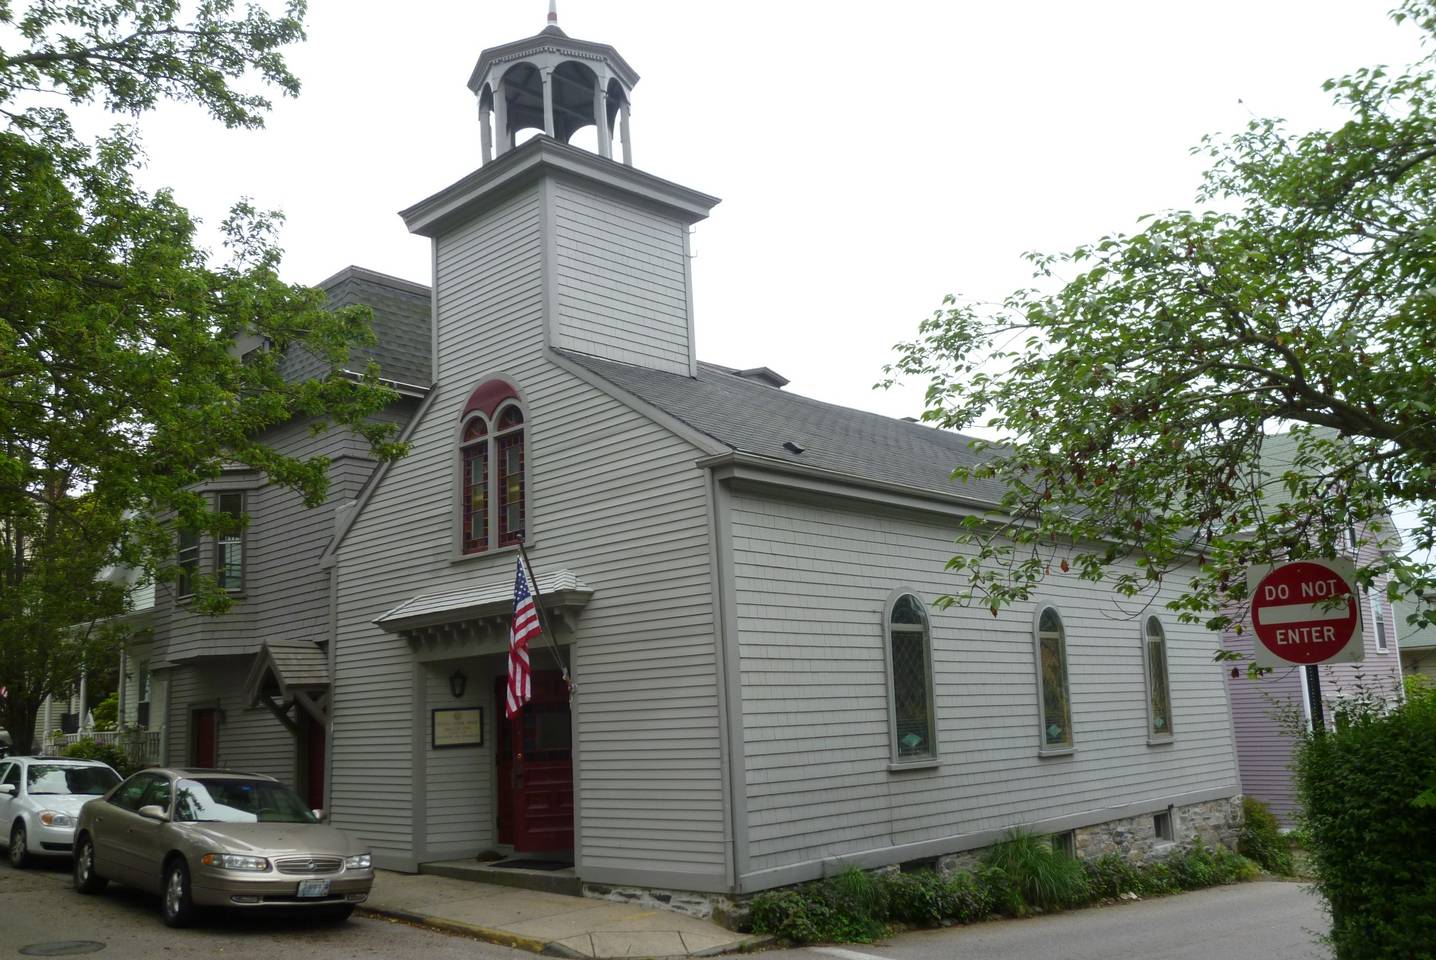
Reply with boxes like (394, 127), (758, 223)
(373, 568), (594, 635)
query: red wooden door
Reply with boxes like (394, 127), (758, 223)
(191, 708), (217, 767)
(497, 671), (573, 853)
(302, 714), (325, 811)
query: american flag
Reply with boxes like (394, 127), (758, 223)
(505, 556), (538, 718)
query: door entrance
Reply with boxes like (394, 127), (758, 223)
(299, 712), (325, 811)
(191, 708), (217, 767)
(495, 671), (574, 853)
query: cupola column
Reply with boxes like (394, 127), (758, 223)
(479, 94), (493, 163)
(493, 78), (510, 154)
(593, 74), (612, 159)
(541, 67), (556, 137)
(619, 101), (632, 165)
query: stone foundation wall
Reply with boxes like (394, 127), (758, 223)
(584, 794), (1245, 929)
(1071, 796), (1243, 864)
(582, 883), (746, 927)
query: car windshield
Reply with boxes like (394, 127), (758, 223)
(27, 764), (120, 796)
(173, 778), (316, 824)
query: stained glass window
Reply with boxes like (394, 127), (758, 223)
(889, 594), (935, 761)
(1037, 607), (1073, 749)
(1144, 617), (1173, 740)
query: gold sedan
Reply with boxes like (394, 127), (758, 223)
(73, 768), (373, 927)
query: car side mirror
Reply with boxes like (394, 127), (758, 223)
(137, 804), (167, 822)
(0, 784), (15, 797)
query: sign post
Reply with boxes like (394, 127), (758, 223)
(1248, 558), (1364, 734)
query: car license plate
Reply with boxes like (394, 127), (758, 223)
(297, 879), (331, 898)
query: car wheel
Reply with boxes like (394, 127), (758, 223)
(73, 835), (107, 894)
(162, 858), (195, 928)
(8, 822), (29, 869)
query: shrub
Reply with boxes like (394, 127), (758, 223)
(90, 694), (119, 732)
(1296, 690), (1436, 960)
(882, 869), (996, 927)
(61, 738), (135, 776)
(944, 869), (998, 924)
(981, 829), (1089, 915)
(1238, 797), (1294, 875)
(748, 867), (888, 944)
(1083, 853), (1143, 900)
(1165, 839), (1258, 889)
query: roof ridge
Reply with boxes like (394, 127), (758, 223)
(316, 264), (431, 298)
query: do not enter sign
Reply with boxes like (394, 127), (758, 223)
(1248, 558), (1364, 667)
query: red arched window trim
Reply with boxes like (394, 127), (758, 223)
(462, 379), (520, 421)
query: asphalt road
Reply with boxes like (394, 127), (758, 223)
(0, 856), (532, 960)
(765, 881), (1331, 960)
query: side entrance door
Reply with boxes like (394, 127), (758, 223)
(495, 671), (574, 853)
(191, 708), (217, 767)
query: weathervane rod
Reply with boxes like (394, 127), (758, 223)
(548, 0), (558, 26)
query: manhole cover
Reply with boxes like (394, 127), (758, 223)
(19, 943), (105, 957)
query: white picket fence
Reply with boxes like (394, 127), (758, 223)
(53, 729), (162, 764)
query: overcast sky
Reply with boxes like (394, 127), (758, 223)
(113, 0), (1423, 422)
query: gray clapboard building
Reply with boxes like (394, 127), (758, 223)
(318, 16), (1243, 899)
(114, 267), (430, 809)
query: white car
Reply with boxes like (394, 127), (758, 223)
(0, 756), (122, 867)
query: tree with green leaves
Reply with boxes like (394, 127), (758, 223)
(0, 1), (405, 748)
(885, 0), (1436, 633)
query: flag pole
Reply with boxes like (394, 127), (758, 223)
(515, 534), (574, 700)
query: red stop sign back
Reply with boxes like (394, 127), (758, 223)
(1249, 560), (1361, 666)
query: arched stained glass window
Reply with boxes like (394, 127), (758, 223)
(888, 593), (936, 761)
(461, 416), (489, 553)
(495, 404), (525, 547)
(1036, 607), (1073, 750)
(1144, 617), (1173, 740)
(457, 380), (527, 555)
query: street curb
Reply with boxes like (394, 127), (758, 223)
(360, 904), (587, 958)
(361, 903), (774, 958)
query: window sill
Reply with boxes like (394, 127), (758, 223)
(450, 542), (522, 566)
(1147, 736), (1174, 747)
(887, 759), (940, 773)
(1374, 648), (1390, 654)
(1038, 746), (1075, 758)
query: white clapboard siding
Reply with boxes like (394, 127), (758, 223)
(162, 656), (296, 782)
(332, 181), (725, 881)
(730, 494), (1241, 876)
(551, 180), (691, 375)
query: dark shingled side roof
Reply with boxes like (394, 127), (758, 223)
(278, 266), (432, 387)
(560, 350), (1004, 504)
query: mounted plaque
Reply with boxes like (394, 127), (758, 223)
(431, 707), (483, 748)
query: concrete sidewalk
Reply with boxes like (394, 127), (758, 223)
(363, 870), (770, 959)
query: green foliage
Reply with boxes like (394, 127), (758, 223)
(882, 0), (1436, 627)
(1081, 854), (1144, 900)
(1296, 690), (1436, 958)
(0, 1), (407, 747)
(883, 868), (996, 927)
(90, 694), (119, 733)
(980, 829), (1089, 915)
(1238, 797), (1294, 875)
(749, 840), (1259, 945)
(747, 867), (888, 944)
(1165, 839), (1259, 889)
(62, 737), (138, 778)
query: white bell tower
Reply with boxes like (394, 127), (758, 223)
(468, 3), (638, 166)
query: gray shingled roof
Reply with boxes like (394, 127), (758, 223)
(559, 351), (1004, 504)
(278, 266), (432, 387)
